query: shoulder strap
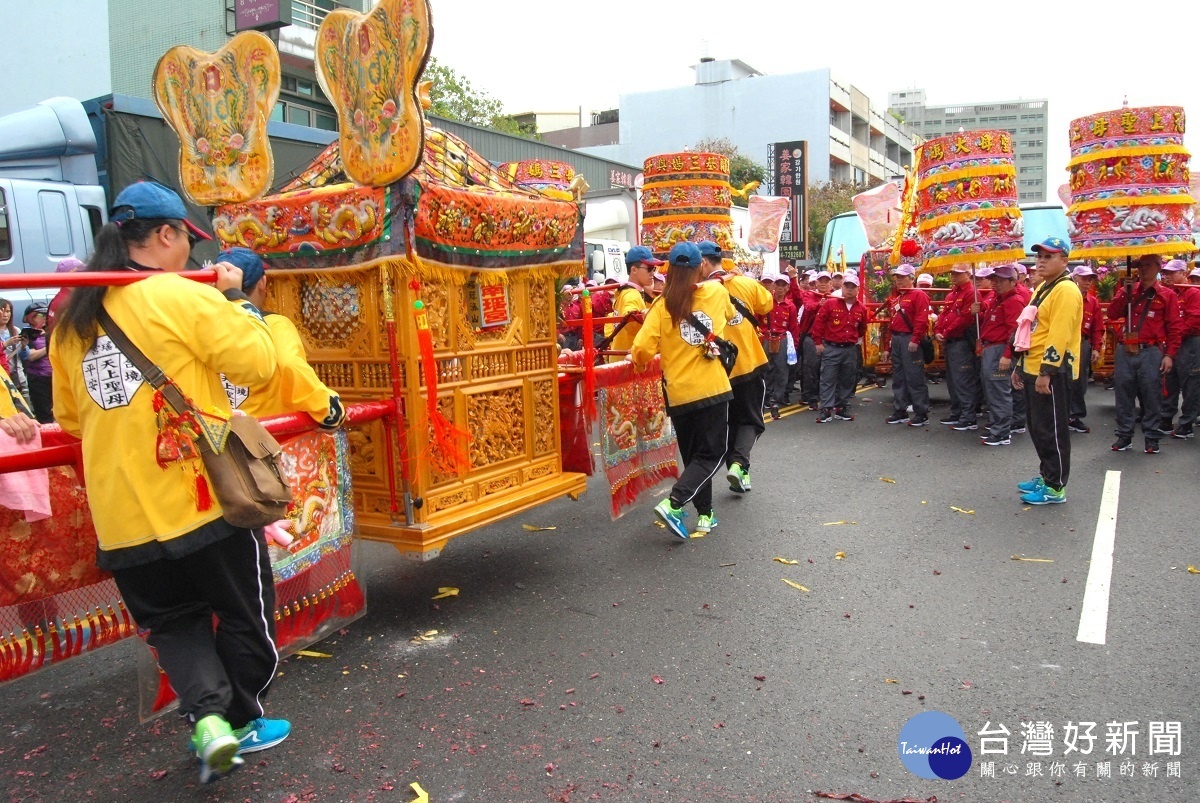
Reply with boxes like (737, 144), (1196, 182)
(727, 293), (762, 329)
(686, 311), (713, 337)
(96, 306), (194, 417)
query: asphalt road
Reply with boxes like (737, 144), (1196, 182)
(3, 381), (1196, 803)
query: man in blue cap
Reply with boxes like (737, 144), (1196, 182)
(696, 241), (774, 493)
(1014, 236), (1083, 505)
(217, 247), (345, 430)
(604, 245), (663, 360)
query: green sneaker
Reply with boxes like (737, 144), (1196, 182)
(192, 714), (243, 784)
(726, 463), (751, 493)
(1021, 485), (1066, 505)
(653, 498), (689, 540)
(696, 512), (718, 533)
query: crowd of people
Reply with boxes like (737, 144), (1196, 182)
(562, 233), (1199, 522)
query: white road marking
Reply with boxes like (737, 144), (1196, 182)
(1077, 470), (1121, 645)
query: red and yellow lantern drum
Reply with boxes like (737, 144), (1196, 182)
(914, 129), (1024, 271)
(639, 151), (736, 258)
(1066, 105), (1196, 259)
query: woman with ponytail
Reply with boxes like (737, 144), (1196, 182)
(632, 242), (736, 540)
(50, 182), (289, 784)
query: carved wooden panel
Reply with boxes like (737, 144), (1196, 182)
(532, 379), (556, 456)
(465, 385), (526, 469)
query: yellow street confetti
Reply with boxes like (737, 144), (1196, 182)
(295, 650), (332, 659)
(834, 551), (847, 560)
(773, 557), (800, 565)
(411, 629), (440, 643)
(950, 506), (975, 515)
(885, 678), (899, 684)
(1010, 556), (1054, 563)
(1187, 566), (1200, 574)
(823, 521), (857, 526)
(431, 587), (459, 600)
(782, 579), (810, 592)
(653, 521), (666, 528)
(522, 524), (557, 531)
(689, 531), (705, 538)
(409, 782), (430, 803)
(879, 477), (896, 484)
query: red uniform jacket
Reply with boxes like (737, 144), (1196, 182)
(789, 280), (824, 335)
(934, 283), (979, 340)
(1108, 281), (1182, 357)
(762, 296), (799, 345)
(1080, 292), (1104, 351)
(979, 288), (1025, 356)
(811, 296), (868, 346)
(887, 288), (930, 336)
(1173, 283), (1200, 340)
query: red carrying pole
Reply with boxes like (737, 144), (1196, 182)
(0, 270), (217, 290)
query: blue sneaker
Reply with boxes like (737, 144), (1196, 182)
(234, 718), (291, 754)
(653, 499), (689, 540)
(1016, 476), (1044, 493)
(1021, 485), (1066, 505)
(696, 512), (718, 533)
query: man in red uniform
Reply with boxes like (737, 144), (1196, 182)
(1159, 259), (1200, 439)
(811, 273), (869, 422)
(1067, 266), (1104, 433)
(934, 264), (981, 430)
(884, 265), (931, 426)
(976, 263), (1026, 446)
(1107, 254), (1182, 453)
(759, 273), (798, 419)
(786, 263), (822, 408)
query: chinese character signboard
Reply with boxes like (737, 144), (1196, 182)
(472, 283), (510, 329)
(234, 0), (292, 32)
(773, 141), (808, 261)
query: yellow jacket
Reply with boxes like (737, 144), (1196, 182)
(230, 313), (337, 423)
(605, 285), (650, 360)
(0, 372), (31, 419)
(632, 281), (735, 414)
(1021, 274), (1083, 379)
(718, 273), (773, 384)
(51, 274), (276, 556)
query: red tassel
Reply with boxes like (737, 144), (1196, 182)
(151, 669), (177, 713)
(582, 290), (597, 424)
(336, 572), (367, 618)
(413, 299), (471, 475)
(195, 470), (213, 511)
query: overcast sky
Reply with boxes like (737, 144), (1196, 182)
(430, 0), (1199, 194)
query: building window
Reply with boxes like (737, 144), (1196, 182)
(270, 102), (285, 122)
(854, 167), (866, 185)
(316, 112), (338, 131)
(289, 106), (311, 127)
(295, 79), (315, 97)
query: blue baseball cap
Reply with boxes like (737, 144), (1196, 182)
(624, 245), (665, 267)
(668, 242), (702, 269)
(697, 240), (723, 258)
(111, 181), (212, 241)
(1031, 236), (1070, 256)
(218, 247), (266, 291)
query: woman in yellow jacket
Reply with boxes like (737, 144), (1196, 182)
(50, 182), (286, 784)
(632, 242), (736, 539)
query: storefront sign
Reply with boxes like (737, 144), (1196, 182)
(773, 141), (808, 260)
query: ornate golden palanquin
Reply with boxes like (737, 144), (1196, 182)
(215, 133), (587, 559)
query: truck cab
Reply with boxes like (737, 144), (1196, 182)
(0, 98), (107, 315)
